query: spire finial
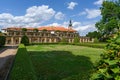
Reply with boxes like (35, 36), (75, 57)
(69, 19), (72, 27)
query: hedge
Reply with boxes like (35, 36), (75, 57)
(70, 43), (107, 48)
(28, 42), (106, 48)
(9, 44), (37, 80)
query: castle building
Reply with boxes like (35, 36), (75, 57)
(2, 21), (94, 45)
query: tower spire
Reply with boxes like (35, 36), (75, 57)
(68, 19), (72, 28)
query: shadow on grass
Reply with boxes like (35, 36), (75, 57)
(29, 51), (94, 80)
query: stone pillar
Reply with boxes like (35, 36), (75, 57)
(92, 38), (94, 42)
(38, 38), (39, 43)
(49, 38), (52, 43)
(54, 38), (57, 43)
(19, 37), (21, 44)
(14, 32), (16, 36)
(44, 38), (47, 43)
(29, 38), (31, 43)
(79, 38), (81, 43)
(11, 37), (14, 45)
(72, 39), (74, 43)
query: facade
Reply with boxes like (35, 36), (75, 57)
(2, 21), (94, 45)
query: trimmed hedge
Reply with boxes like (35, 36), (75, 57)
(70, 43), (107, 48)
(21, 35), (29, 45)
(29, 42), (106, 48)
(9, 44), (37, 80)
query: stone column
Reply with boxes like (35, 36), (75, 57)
(38, 38), (39, 43)
(92, 38), (94, 42)
(49, 38), (52, 43)
(29, 38), (31, 43)
(11, 37), (14, 45)
(19, 37), (21, 44)
(44, 38), (47, 43)
(54, 38), (57, 43)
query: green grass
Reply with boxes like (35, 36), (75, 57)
(27, 45), (104, 80)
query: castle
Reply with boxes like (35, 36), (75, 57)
(2, 21), (94, 45)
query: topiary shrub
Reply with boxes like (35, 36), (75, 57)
(0, 36), (6, 47)
(74, 37), (80, 43)
(94, 38), (99, 43)
(61, 37), (67, 43)
(21, 35), (29, 45)
(91, 33), (120, 80)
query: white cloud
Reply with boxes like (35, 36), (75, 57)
(47, 23), (61, 26)
(85, 9), (101, 19)
(73, 22), (97, 36)
(0, 5), (55, 28)
(78, 9), (101, 19)
(55, 12), (65, 20)
(94, 0), (104, 6)
(67, 2), (78, 10)
(78, 12), (86, 16)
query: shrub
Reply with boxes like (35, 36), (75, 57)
(21, 35), (29, 45)
(0, 36), (6, 47)
(94, 38), (99, 43)
(9, 44), (37, 80)
(33, 28), (38, 32)
(91, 33), (120, 80)
(61, 37), (67, 43)
(22, 28), (27, 32)
(74, 37), (80, 43)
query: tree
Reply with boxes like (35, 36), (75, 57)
(0, 31), (2, 36)
(74, 37), (79, 43)
(42, 29), (47, 32)
(22, 28), (27, 32)
(61, 37), (67, 43)
(22, 28), (27, 35)
(0, 36), (6, 47)
(91, 32), (120, 80)
(95, 0), (120, 41)
(86, 31), (101, 39)
(21, 35), (29, 45)
(33, 28), (38, 32)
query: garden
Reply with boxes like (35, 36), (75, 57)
(9, 44), (103, 80)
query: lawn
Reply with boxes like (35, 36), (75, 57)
(27, 45), (104, 80)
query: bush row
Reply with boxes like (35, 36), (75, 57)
(0, 36), (6, 47)
(29, 42), (106, 48)
(70, 43), (107, 48)
(9, 44), (37, 80)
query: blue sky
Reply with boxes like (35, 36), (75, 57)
(0, 0), (103, 36)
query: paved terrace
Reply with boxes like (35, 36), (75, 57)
(0, 46), (17, 80)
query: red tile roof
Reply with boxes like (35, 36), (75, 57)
(3, 26), (76, 32)
(38, 26), (76, 32)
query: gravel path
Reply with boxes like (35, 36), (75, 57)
(0, 48), (17, 80)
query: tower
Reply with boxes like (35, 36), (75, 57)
(68, 20), (72, 29)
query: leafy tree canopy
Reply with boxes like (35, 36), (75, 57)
(22, 28), (27, 32)
(86, 31), (101, 39)
(21, 35), (29, 45)
(96, 0), (120, 40)
(91, 32), (120, 80)
(0, 36), (6, 47)
(74, 36), (79, 43)
(34, 28), (38, 32)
